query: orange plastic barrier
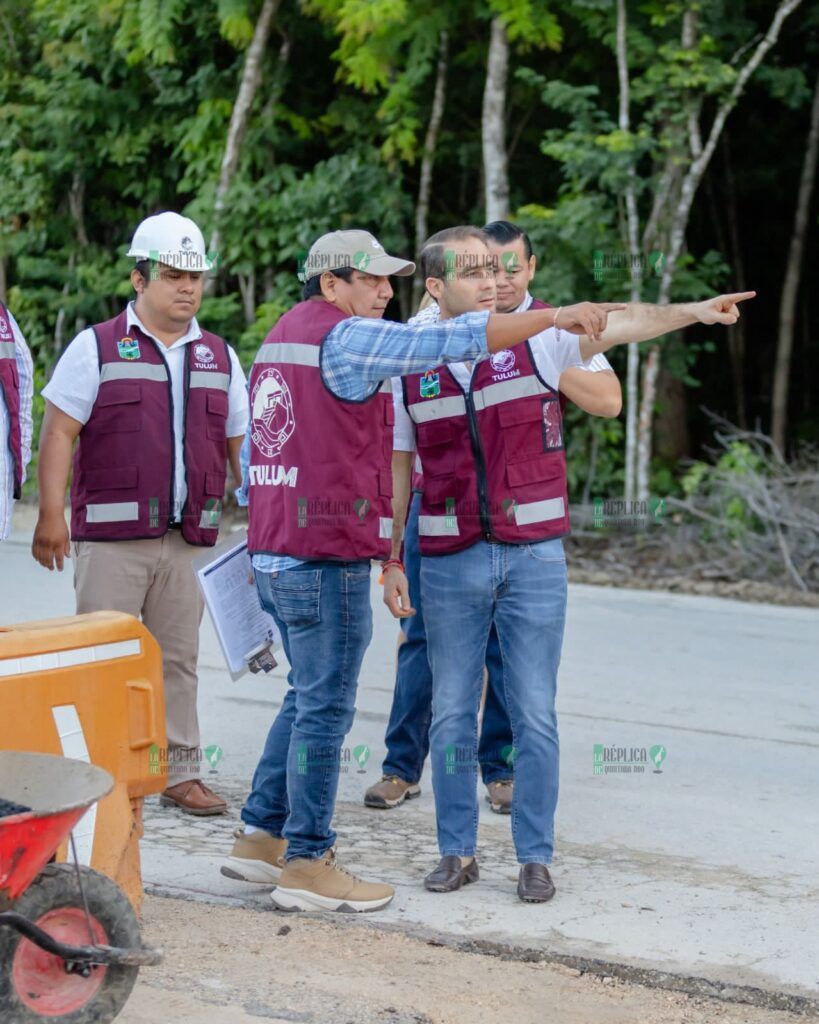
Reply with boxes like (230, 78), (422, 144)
(0, 611), (166, 910)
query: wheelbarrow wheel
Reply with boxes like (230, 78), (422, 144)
(0, 863), (140, 1024)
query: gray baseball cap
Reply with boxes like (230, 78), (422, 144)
(301, 229), (415, 281)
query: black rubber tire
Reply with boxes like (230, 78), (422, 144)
(0, 863), (141, 1024)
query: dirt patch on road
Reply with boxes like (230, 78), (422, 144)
(121, 896), (810, 1024)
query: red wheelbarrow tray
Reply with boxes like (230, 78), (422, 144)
(0, 751), (114, 904)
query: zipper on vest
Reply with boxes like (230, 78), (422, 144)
(464, 386), (493, 540)
(149, 335), (176, 529)
(179, 347), (191, 529)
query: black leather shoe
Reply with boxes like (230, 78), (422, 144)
(517, 863), (555, 903)
(424, 856), (479, 893)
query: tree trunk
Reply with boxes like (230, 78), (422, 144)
(237, 269), (256, 326)
(413, 29), (449, 309)
(482, 17), (510, 222)
(722, 131), (748, 427)
(771, 69), (819, 452)
(635, 0), (802, 499)
(206, 0), (280, 293)
(68, 172), (89, 247)
(616, 0), (642, 503)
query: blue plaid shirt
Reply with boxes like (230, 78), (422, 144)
(238, 308), (491, 572)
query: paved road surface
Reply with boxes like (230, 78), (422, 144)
(1, 521), (817, 1005)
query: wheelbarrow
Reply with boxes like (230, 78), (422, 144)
(0, 751), (161, 1023)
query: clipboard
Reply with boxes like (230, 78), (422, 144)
(192, 528), (280, 680)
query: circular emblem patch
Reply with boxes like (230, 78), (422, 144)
(194, 343), (214, 363)
(490, 349), (516, 373)
(251, 368), (296, 458)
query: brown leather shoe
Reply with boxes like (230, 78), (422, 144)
(424, 856), (479, 893)
(160, 779), (228, 816)
(517, 863), (555, 903)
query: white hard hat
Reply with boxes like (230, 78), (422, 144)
(126, 212), (212, 272)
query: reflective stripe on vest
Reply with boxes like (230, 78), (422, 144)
(408, 394), (466, 423)
(85, 501), (139, 523)
(99, 363), (168, 384)
(418, 514), (460, 537)
(256, 342), (320, 367)
(513, 497), (565, 526)
(379, 517), (394, 539)
(0, 341), (15, 359)
(408, 373), (549, 421)
(190, 370), (229, 391)
(472, 374), (550, 410)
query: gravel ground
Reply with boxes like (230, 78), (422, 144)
(120, 896), (813, 1024)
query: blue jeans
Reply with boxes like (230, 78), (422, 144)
(421, 538), (567, 864)
(241, 561), (373, 860)
(383, 493), (514, 785)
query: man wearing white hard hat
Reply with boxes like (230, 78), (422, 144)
(32, 212), (249, 815)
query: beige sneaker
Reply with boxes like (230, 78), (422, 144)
(221, 827), (288, 883)
(485, 779), (513, 814)
(271, 848), (394, 913)
(364, 775), (421, 809)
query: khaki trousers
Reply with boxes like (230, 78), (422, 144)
(73, 530), (205, 786)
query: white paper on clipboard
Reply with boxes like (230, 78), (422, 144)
(193, 528), (280, 679)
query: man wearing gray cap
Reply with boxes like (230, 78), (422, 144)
(222, 227), (620, 913)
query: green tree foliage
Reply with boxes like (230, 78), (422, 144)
(2, 0), (817, 499)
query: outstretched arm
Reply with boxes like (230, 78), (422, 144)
(577, 292), (756, 360)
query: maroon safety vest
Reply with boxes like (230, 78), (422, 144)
(410, 296), (559, 498)
(0, 302), (23, 500)
(70, 310), (231, 546)
(247, 299), (393, 562)
(403, 336), (569, 556)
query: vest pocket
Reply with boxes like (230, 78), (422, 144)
(417, 419), (455, 477)
(205, 472), (226, 496)
(206, 391), (228, 440)
(83, 465), (138, 491)
(498, 396), (553, 460)
(507, 456), (562, 489)
(95, 383), (141, 432)
(378, 469), (393, 498)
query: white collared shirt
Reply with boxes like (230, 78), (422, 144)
(42, 301), (249, 520)
(0, 310), (34, 540)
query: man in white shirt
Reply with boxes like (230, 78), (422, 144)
(0, 303), (34, 541)
(32, 213), (249, 815)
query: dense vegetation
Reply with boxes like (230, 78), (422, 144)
(2, 0), (817, 507)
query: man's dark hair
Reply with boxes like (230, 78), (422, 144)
(483, 220), (533, 262)
(301, 266), (355, 300)
(134, 259), (154, 283)
(420, 225), (488, 280)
